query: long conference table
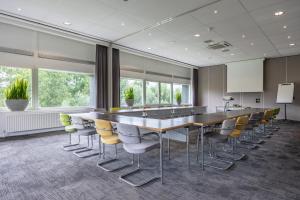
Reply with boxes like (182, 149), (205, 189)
(75, 108), (266, 184)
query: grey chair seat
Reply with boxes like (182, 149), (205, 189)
(76, 128), (96, 136)
(204, 131), (228, 143)
(123, 139), (160, 154)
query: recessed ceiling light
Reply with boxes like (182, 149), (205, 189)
(17, 8), (22, 11)
(214, 10), (218, 14)
(230, 53), (235, 56)
(242, 34), (246, 39)
(274, 11), (284, 16)
(147, 47), (152, 50)
(121, 22), (125, 26)
(194, 33), (200, 37)
(289, 43), (295, 46)
(250, 42), (254, 46)
(185, 48), (188, 51)
(283, 25), (287, 29)
(63, 21), (71, 25)
(148, 33), (152, 36)
(288, 35), (291, 39)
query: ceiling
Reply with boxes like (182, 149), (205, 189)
(0, 0), (300, 67)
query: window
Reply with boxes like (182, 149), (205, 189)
(120, 78), (143, 106)
(38, 69), (91, 107)
(146, 81), (159, 105)
(160, 83), (172, 104)
(173, 83), (190, 104)
(0, 66), (32, 108)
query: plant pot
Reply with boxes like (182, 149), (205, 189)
(176, 100), (181, 106)
(5, 99), (29, 111)
(125, 99), (134, 107)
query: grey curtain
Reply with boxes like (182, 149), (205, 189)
(112, 48), (120, 107)
(95, 44), (108, 110)
(193, 68), (199, 106)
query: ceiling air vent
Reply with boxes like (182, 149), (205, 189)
(204, 39), (214, 44)
(222, 49), (230, 52)
(207, 41), (232, 50)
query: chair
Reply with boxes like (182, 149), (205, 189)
(71, 116), (100, 158)
(269, 108), (280, 131)
(95, 119), (131, 172)
(60, 113), (84, 151)
(258, 110), (274, 137)
(226, 116), (248, 161)
(110, 107), (122, 112)
(242, 112), (265, 144)
(199, 119), (236, 170)
(117, 123), (160, 187)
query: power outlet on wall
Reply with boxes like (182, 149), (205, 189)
(256, 98), (261, 103)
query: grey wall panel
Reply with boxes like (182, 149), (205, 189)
(287, 55), (300, 121)
(264, 57), (286, 119)
(208, 65), (224, 113)
(198, 67), (209, 107)
(198, 54), (300, 121)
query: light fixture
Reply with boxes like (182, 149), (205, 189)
(17, 8), (22, 11)
(274, 11), (284, 16)
(63, 21), (71, 25)
(283, 25), (287, 29)
(230, 53), (235, 56)
(250, 42), (254, 46)
(194, 33), (200, 37)
(185, 47), (188, 51)
(121, 22), (125, 26)
(148, 33), (152, 36)
(147, 47), (152, 50)
(289, 43), (295, 46)
(288, 35), (291, 39)
(214, 10), (218, 14)
(242, 34), (246, 39)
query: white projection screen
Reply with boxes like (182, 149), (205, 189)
(227, 58), (264, 93)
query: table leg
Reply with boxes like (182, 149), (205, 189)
(160, 131), (165, 184)
(201, 126), (204, 171)
(186, 127), (190, 168)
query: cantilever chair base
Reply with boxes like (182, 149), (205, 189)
(63, 144), (86, 151)
(73, 148), (100, 158)
(97, 158), (133, 172)
(217, 151), (246, 161)
(236, 142), (259, 150)
(119, 168), (160, 187)
(203, 158), (234, 171)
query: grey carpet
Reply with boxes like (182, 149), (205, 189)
(0, 121), (300, 200)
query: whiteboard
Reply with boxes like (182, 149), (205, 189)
(276, 83), (294, 103)
(227, 58), (264, 93)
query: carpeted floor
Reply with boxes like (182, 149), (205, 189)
(0, 120), (300, 200)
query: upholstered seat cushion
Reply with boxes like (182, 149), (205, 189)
(76, 127), (96, 136)
(101, 134), (121, 145)
(65, 125), (77, 133)
(204, 131), (228, 143)
(229, 129), (241, 138)
(123, 139), (160, 154)
(261, 119), (268, 124)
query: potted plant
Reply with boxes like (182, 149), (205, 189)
(175, 91), (182, 106)
(4, 78), (29, 111)
(124, 87), (134, 107)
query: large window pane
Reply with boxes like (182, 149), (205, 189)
(120, 78), (143, 106)
(146, 81), (159, 105)
(38, 69), (91, 107)
(0, 66), (32, 108)
(173, 83), (190, 104)
(160, 83), (171, 104)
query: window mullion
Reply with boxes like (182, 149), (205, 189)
(32, 68), (38, 110)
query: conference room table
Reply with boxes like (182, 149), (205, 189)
(74, 108), (266, 184)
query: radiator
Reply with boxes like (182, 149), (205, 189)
(2, 111), (62, 134)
